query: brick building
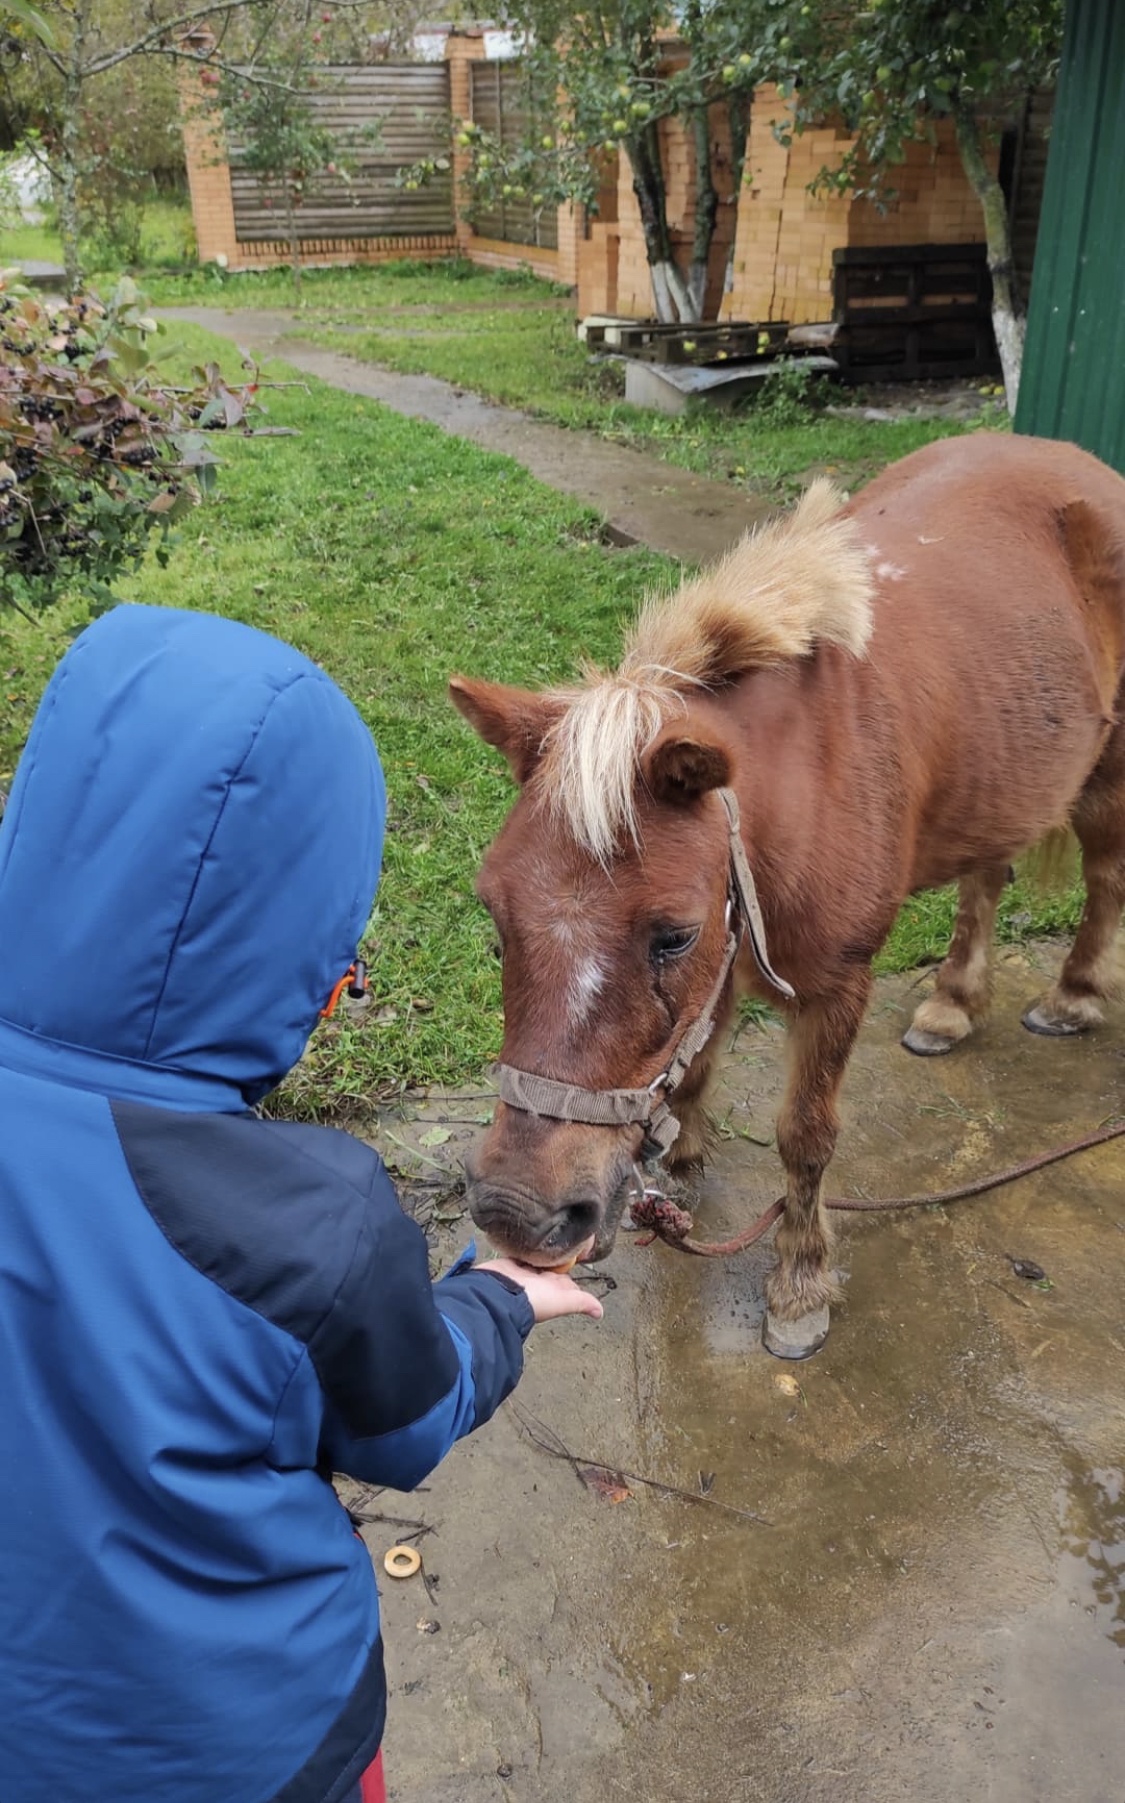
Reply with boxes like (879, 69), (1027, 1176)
(181, 35), (1037, 329)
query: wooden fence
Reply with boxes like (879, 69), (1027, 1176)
(228, 63), (454, 241)
(468, 59), (558, 250)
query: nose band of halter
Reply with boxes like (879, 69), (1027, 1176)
(493, 788), (794, 1156)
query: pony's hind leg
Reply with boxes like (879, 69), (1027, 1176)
(1024, 783), (1125, 1036)
(903, 862), (1010, 1056)
(764, 971), (871, 1358)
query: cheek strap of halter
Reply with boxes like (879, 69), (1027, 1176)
(494, 788), (794, 1157)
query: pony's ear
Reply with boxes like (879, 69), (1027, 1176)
(645, 730), (732, 806)
(449, 676), (560, 785)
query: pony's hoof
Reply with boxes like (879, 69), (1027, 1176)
(763, 1305), (830, 1360)
(901, 1025), (958, 1057)
(1021, 1005), (1087, 1038)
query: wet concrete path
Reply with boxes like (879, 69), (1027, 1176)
(366, 944), (1124, 1803)
(160, 306), (773, 563)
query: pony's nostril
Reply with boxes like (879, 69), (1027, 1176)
(542, 1201), (600, 1252)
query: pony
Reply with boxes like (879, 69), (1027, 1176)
(450, 434), (1125, 1357)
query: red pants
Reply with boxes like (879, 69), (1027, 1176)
(348, 1748), (386, 1803)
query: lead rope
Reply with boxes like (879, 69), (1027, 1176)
(630, 1119), (1125, 1256)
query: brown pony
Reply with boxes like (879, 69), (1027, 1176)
(450, 435), (1125, 1356)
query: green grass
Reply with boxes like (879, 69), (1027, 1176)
(0, 309), (1076, 1112)
(6, 204), (996, 503)
(0, 198), (196, 276)
(142, 248), (995, 504)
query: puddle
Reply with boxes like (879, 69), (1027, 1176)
(595, 950), (1125, 1800)
(1058, 1458), (1125, 1652)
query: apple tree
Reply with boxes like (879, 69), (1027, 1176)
(451, 0), (769, 323)
(757, 0), (1064, 409)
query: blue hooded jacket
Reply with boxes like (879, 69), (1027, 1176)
(0, 605), (531, 1803)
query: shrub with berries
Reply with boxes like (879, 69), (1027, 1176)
(0, 272), (257, 616)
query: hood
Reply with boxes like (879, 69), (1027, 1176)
(0, 605), (385, 1110)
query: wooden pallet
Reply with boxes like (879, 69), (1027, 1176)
(579, 317), (790, 367)
(832, 243), (1000, 382)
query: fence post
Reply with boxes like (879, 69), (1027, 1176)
(445, 29), (487, 254)
(177, 27), (239, 268)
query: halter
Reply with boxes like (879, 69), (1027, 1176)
(495, 788), (795, 1158)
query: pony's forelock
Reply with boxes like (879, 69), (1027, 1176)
(539, 671), (694, 865)
(538, 482), (874, 858)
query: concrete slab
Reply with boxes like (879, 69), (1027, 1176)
(624, 356), (838, 415)
(12, 260), (67, 290)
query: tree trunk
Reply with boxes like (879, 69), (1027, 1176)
(688, 103), (718, 319)
(283, 183), (302, 301)
(953, 99), (1025, 414)
(58, 1), (91, 291)
(630, 122), (696, 324)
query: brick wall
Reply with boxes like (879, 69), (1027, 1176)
(580, 80), (997, 325)
(720, 88), (996, 326)
(180, 39), (997, 320)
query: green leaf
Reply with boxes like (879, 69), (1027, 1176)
(1, 0), (55, 46)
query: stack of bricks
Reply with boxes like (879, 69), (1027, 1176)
(585, 79), (996, 327)
(721, 87), (994, 326)
(720, 86), (853, 324)
(846, 118), (996, 250)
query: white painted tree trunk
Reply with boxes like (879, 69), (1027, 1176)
(649, 259), (699, 324)
(953, 101), (1026, 414)
(686, 261), (708, 320)
(992, 304), (1027, 416)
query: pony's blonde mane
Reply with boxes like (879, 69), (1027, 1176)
(539, 479), (874, 860)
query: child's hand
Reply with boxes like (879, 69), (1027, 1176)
(476, 1258), (605, 1322)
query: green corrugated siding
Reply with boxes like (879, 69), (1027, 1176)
(1014, 0), (1125, 471)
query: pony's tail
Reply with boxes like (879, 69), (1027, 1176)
(1020, 825), (1080, 894)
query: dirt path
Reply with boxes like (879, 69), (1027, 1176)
(161, 305), (772, 563)
(367, 945), (1125, 1803)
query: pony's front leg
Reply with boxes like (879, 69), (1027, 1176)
(764, 972), (872, 1359)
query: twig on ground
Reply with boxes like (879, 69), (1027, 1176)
(348, 1510), (437, 1540)
(508, 1401), (771, 1524)
(985, 1278), (1031, 1310)
(419, 1558), (441, 1607)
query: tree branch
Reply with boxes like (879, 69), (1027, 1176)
(83, 0), (284, 77)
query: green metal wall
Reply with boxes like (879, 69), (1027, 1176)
(1014, 0), (1125, 471)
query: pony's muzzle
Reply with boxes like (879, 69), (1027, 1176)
(463, 1177), (600, 1263)
(463, 1107), (640, 1262)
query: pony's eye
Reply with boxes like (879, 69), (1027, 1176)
(650, 926), (700, 962)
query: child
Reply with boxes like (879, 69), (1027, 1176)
(0, 604), (602, 1803)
